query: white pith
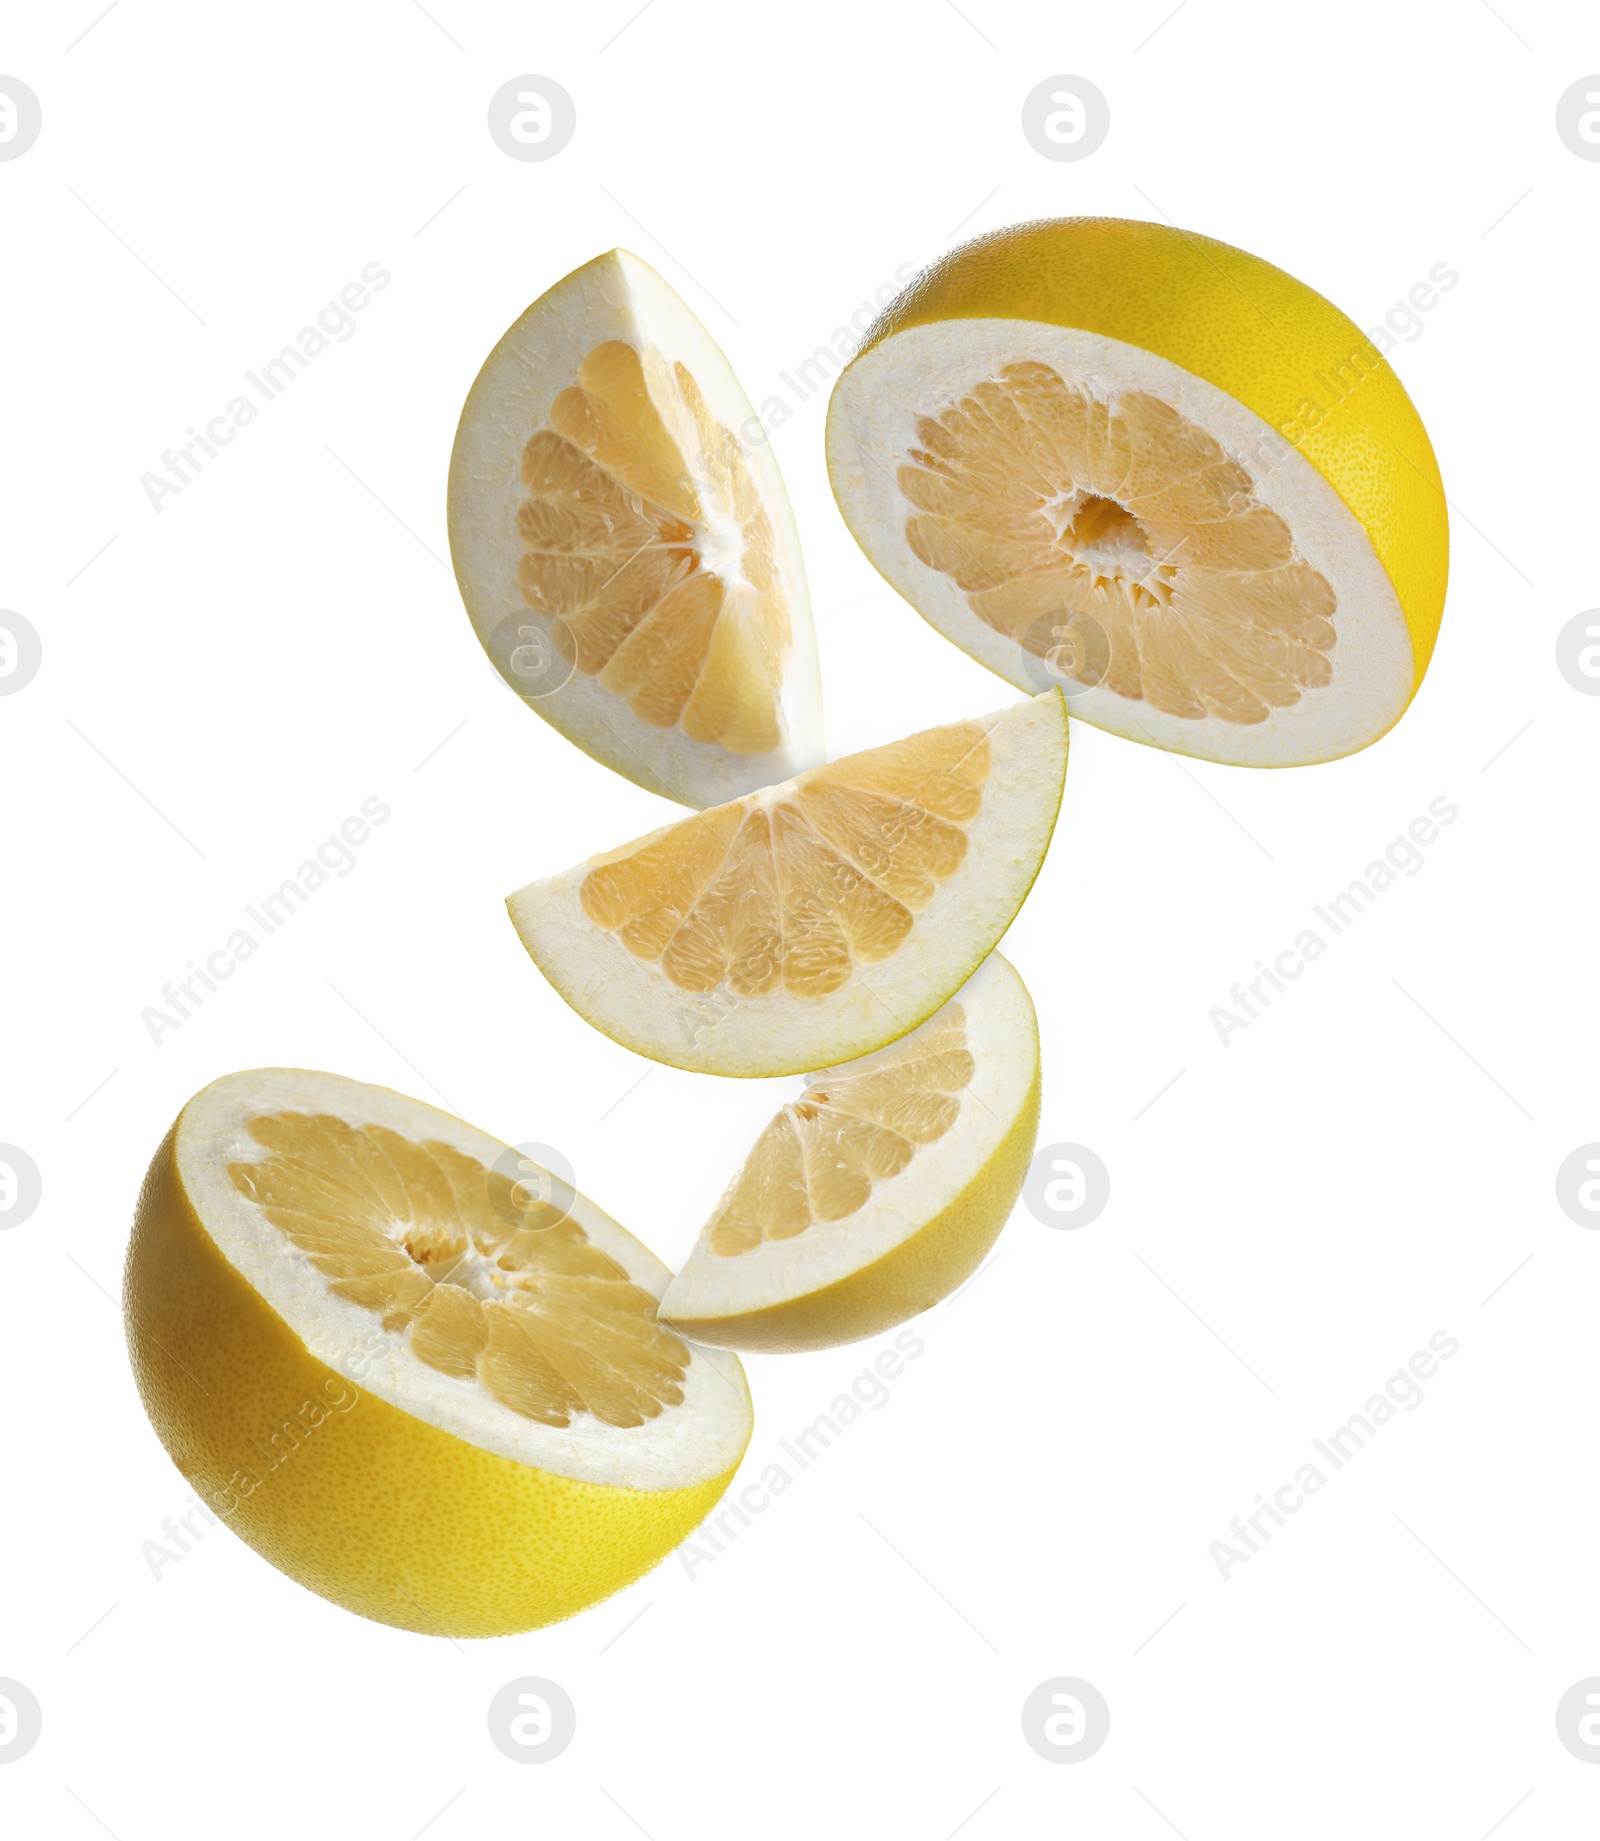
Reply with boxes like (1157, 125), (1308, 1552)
(448, 248), (824, 806)
(505, 692), (1067, 1078)
(657, 954), (1037, 1322)
(176, 1069), (752, 1491)
(826, 318), (1415, 766)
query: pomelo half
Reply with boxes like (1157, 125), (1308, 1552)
(449, 248), (823, 807)
(659, 953), (1039, 1351)
(124, 1069), (751, 1636)
(826, 217), (1449, 767)
(505, 691), (1066, 1077)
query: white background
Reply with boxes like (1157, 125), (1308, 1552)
(2, 1), (1596, 1834)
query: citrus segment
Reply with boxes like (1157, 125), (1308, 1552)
(704, 999), (974, 1253)
(450, 250), (822, 806)
(520, 341), (789, 754)
(659, 954), (1040, 1350)
(578, 719), (988, 1000)
(506, 692), (1066, 1077)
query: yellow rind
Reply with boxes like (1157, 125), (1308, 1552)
(660, 1060), (1041, 1354)
(836, 215), (1448, 706)
(124, 1118), (743, 1638)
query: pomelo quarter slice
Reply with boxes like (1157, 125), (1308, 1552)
(506, 692), (1066, 1077)
(450, 249), (823, 807)
(660, 953), (1039, 1351)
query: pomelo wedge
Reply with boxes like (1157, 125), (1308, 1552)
(449, 248), (823, 807)
(826, 216), (1449, 767)
(123, 1069), (751, 1636)
(505, 691), (1067, 1077)
(659, 953), (1039, 1351)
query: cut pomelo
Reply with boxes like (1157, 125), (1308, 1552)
(123, 1069), (751, 1636)
(826, 217), (1449, 767)
(506, 691), (1066, 1077)
(449, 248), (823, 807)
(659, 953), (1039, 1351)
